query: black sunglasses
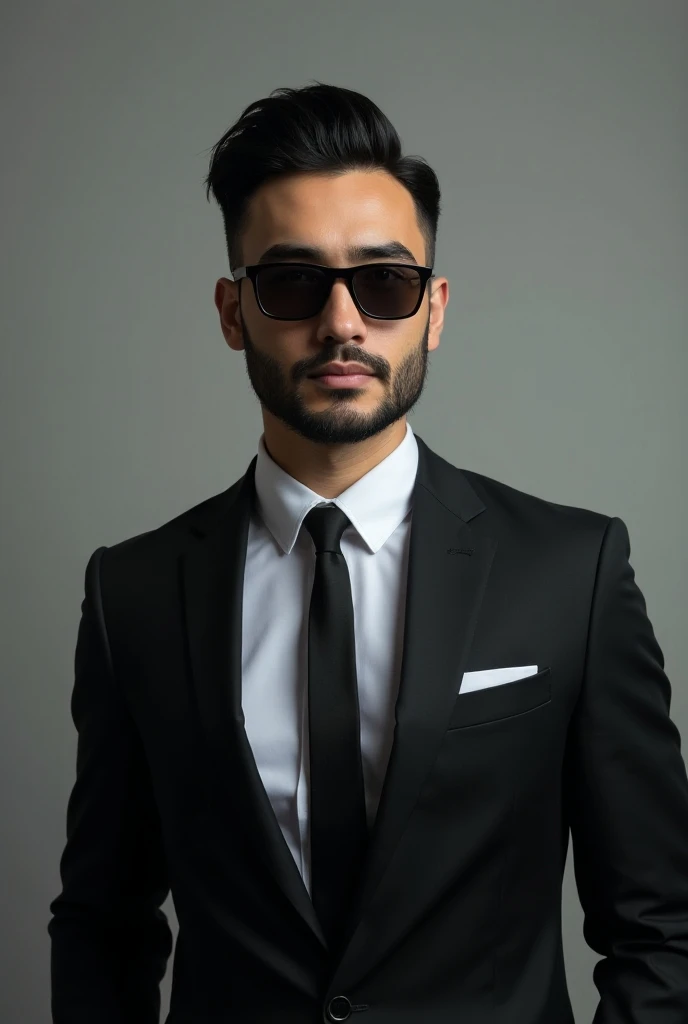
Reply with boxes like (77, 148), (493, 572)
(231, 262), (435, 321)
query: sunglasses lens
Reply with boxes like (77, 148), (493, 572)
(353, 265), (423, 318)
(254, 264), (423, 319)
(255, 265), (329, 319)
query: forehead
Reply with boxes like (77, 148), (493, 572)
(241, 169), (426, 265)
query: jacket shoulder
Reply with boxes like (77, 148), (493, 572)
(95, 480), (242, 566)
(459, 466), (614, 536)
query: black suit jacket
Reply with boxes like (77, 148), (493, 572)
(49, 433), (688, 1023)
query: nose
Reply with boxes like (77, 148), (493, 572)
(316, 277), (366, 341)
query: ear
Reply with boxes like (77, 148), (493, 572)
(214, 278), (244, 351)
(427, 276), (449, 352)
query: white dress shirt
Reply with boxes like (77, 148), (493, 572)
(241, 421), (419, 897)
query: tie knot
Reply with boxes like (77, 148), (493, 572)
(303, 505), (351, 554)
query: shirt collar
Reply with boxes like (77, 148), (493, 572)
(253, 421), (419, 554)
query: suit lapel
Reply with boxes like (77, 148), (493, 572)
(181, 462), (327, 947)
(330, 435), (497, 983)
(181, 433), (497, 967)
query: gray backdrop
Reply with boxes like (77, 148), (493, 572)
(2, 2), (686, 1021)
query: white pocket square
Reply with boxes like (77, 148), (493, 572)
(459, 665), (539, 694)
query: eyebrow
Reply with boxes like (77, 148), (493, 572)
(256, 240), (421, 265)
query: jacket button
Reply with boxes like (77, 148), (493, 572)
(326, 995), (352, 1020)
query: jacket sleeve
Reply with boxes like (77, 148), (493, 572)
(48, 546), (174, 1024)
(564, 515), (688, 1022)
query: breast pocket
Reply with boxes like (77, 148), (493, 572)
(446, 666), (552, 730)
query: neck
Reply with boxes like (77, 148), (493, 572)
(261, 418), (407, 499)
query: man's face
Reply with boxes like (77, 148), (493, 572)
(215, 169), (448, 446)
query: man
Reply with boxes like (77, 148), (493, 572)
(48, 82), (688, 1023)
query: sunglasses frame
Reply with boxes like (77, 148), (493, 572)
(231, 261), (435, 321)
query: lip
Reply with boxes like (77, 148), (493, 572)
(308, 363), (374, 378)
(312, 374), (375, 389)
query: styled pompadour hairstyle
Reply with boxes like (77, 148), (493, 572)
(203, 81), (441, 273)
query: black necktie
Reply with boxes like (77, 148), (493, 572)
(303, 505), (369, 953)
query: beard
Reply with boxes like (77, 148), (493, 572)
(238, 308), (432, 446)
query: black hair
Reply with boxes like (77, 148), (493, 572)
(203, 81), (441, 273)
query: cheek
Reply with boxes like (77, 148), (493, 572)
(248, 327), (315, 379)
